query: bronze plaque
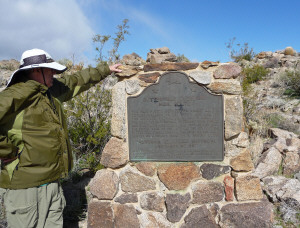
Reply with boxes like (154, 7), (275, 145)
(128, 72), (224, 161)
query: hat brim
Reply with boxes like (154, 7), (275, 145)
(6, 62), (67, 87)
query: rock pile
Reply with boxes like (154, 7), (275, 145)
(146, 47), (177, 64)
(251, 128), (300, 224)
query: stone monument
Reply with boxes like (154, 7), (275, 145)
(87, 50), (273, 227)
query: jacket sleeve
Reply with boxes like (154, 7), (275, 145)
(50, 62), (111, 102)
(0, 80), (42, 125)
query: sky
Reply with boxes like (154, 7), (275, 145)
(1, 0), (300, 66)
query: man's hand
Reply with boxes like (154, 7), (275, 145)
(109, 64), (122, 73)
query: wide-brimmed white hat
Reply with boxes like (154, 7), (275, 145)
(6, 48), (67, 87)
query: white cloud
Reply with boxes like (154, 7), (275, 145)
(0, 0), (94, 62)
(126, 8), (171, 42)
(91, 0), (171, 41)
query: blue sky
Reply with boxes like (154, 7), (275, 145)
(1, 0), (300, 65)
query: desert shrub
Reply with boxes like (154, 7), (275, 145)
(62, 19), (129, 176)
(64, 81), (112, 174)
(241, 64), (269, 95)
(264, 113), (284, 129)
(93, 19), (129, 63)
(226, 37), (256, 62)
(263, 113), (299, 135)
(177, 54), (190, 62)
(0, 63), (16, 71)
(280, 69), (300, 98)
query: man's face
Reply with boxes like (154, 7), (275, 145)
(42, 68), (55, 88)
(28, 68), (55, 88)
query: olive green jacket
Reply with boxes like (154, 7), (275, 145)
(0, 63), (110, 189)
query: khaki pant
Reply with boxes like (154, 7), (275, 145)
(3, 182), (66, 228)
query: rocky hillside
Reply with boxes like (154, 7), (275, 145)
(237, 47), (300, 227)
(0, 47), (300, 227)
(0, 59), (19, 90)
(241, 47), (300, 135)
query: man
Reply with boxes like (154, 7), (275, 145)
(0, 48), (121, 227)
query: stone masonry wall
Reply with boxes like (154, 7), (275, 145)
(86, 51), (274, 228)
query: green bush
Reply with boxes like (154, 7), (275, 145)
(177, 54), (190, 62)
(64, 82), (112, 174)
(264, 113), (300, 135)
(242, 64), (269, 94)
(226, 37), (256, 62)
(280, 69), (300, 98)
(0, 63), (16, 71)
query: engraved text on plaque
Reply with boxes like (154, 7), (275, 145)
(127, 72), (224, 161)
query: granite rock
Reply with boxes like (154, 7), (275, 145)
(235, 175), (263, 201)
(224, 95), (244, 139)
(232, 132), (250, 148)
(283, 152), (300, 176)
(120, 166), (156, 193)
(111, 81), (127, 138)
(138, 72), (161, 83)
(200, 163), (231, 180)
(295, 171), (300, 180)
(256, 52), (268, 59)
(114, 193), (138, 204)
(87, 200), (114, 228)
(279, 201), (300, 225)
(140, 192), (165, 212)
(122, 52), (145, 66)
(139, 212), (172, 228)
(219, 202), (274, 228)
(224, 141), (243, 157)
(213, 63), (242, 79)
(135, 162), (156, 176)
(165, 193), (191, 223)
(230, 148), (254, 172)
(125, 79), (141, 95)
(273, 137), (289, 153)
(253, 147), (282, 179)
(262, 176), (300, 207)
(113, 204), (140, 228)
(181, 205), (219, 228)
(157, 47), (171, 54)
(157, 163), (200, 190)
(269, 128), (298, 139)
(249, 136), (264, 166)
(115, 65), (138, 77)
(263, 57), (279, 68)
(208, 79), (242, 95)
(262, 176), (300, 224)
(89, 169), (119, 200)
(188, 70), (212, 85)
(146, 47), (177, 64)
(192, 181), (224, 204)
(224, 176), (235, 201)
(200, 60), (219, 69)
(143, 62), (199, 72)
(262, 175), (290, 202)
(100, 137), (128, 168)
